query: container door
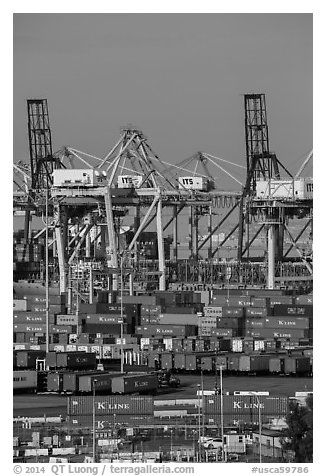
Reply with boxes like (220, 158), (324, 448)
(36, 358), (46, 371)
(280, 358), (285, 374)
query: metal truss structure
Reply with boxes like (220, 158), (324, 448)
(13, 96), (313, 298)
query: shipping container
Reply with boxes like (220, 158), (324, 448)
(157, 314), (199, 325)
(213, 328), (236, 337)
(47, 372), (64, 392)
(147, 353), (161, 369)
(78, 373), (115, 393)
(250, 298), (268, 308)
(254, 339), (265, 352)
(231, 338), (244, 353)
(56, 352), (97, 369)
(199, 317), (218, 328)
(67, 395), (154, 415)
(268, 357), (285, 374)
(228, 355), (241, 372)
(218, 339), (232, 352)
(46, 352), (58, 368)
(205, 413), (283, 427)
(264, 317), (310, 329)
(49, 304), (67, 314)
(117, 295), (157, 306)
(203, 306), (223, 317)
(245, 329), (309, 340)
(68, 414), (154, 428)
(13, 370), (37, 392)
(246, 308), (268, 318)
(24, 294), (66, 305)
(269, 297), (294, 306)
(13, 299), (28, 311)
(238, 355), (271, 373)
(284, 357), (311, 375)
(163, 306), (199, 315)
(135, 324), (197, 337)
(160, 352), (174, 371)
(273, 305), (312, 317)
(85, 314), (126, 324)
(216, 318), (242, 329)
(172, 337), (185, 352)
(215, 355), (228, 369)
(56, 315), (80, 326)
(201, 356), (214, 372)
(294, 295), (313, 305)
(245, 318), (265, 328)
(83, 324), (127, 335)
(50, 325), (73, 334)
(13, 313), (54, 324)
(221, 307), (244, 318)
(111, 374), (158, 394)
(79, 303), (97, 314)
(29, 304), (47, 312)
(15, 350), (46, 369)
(203, 395), (289, 416)
(185, 353), (200, 371)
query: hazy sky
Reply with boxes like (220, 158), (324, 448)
(13, 13), (312, 189)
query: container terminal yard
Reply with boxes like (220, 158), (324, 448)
(13, 94), (313, 463)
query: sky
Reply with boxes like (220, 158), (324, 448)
(13, 13), (313, 190)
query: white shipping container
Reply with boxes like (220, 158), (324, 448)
(52, 448), (76, 455)
(163, 338), (173, 350)
(231, 338), (243, 353)
(204, 306), (223, 317)
(140, 338), (150, 350)
(52, 169), (104, 187)
(25, 449), (49, 456)
(56, 314), (79, 326)
(178, 176), (208, 191)
(199, 317), (218, 328)
(117, 175), (143, 188)
(13, 299), (28, 311)
(254, 340), (265, 352)
(294, 178), (313, 199)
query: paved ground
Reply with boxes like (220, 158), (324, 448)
(13, 374), (312, 417)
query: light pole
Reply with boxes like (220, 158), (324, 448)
(120, 252), (125, 374)
(170, 428), (173, 461)
(226, 246), (231, 302)
(219, 365), (225, 462)
(45, 186), (49, 357)
(92, 378), (98, 462)
(197, 383), (201, 462)
(201, 368), (205, 439)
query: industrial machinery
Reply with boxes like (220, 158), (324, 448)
(13, 95), (313, 299)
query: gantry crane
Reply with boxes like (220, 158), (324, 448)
(13, 95), (313, 295)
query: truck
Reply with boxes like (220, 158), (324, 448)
(155, 370), (180, 388)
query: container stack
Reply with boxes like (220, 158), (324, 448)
(13, 287), (313, 376)
(13, 293), (68, 347)
(67, 395), (155, 427)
